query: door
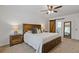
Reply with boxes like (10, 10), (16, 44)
(50, 20), (56, 32)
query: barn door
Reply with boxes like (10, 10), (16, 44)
(50, 20), (56, 32)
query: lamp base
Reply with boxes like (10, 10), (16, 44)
(14, 31), (18, 35)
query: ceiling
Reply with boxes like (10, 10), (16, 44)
(0, 5), (79, 19)
(40, 5), (79, 18)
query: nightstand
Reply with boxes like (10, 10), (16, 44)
(10, 34), (24, 46)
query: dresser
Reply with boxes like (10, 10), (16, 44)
(10, 34), (24, 46)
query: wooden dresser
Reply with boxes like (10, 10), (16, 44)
(10, 34), (24, 46)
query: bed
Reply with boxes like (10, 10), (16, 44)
(23, 24), (61, 53)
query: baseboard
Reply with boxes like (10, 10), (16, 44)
(0, 44), (10, 48)
(71, 38), (79, 40)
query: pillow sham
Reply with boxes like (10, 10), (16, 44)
(31, 28), (37, 34)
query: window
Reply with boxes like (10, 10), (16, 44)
(56, 21), (62, 33)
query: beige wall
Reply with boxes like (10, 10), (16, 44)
(0, 6), (48, 46)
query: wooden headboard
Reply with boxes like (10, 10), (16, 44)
(23, 24), (41, 34)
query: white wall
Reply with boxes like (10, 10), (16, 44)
(51, 13), (79, 40)
(0, 6), (48, 46)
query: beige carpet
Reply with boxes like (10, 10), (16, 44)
(0, 43), (35, 53)
(49, 38), (79, 53)
(0, 38), (79, 53)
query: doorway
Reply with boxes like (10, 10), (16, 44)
(64, 21), (71, 39)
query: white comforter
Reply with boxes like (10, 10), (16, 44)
(24, 32), (60, 53)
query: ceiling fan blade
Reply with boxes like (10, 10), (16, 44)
(46, 12), (48, 14)
(54, 6), (62, 9)
(54, 10), (58, 13)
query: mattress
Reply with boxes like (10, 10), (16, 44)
(24, 32), (60, 53)
(40, 32), (60, 44)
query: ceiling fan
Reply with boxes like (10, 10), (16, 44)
(41, 5), (62, 14)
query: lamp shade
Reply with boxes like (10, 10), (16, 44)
(12, 25), (19, 33)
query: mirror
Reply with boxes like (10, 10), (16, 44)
(64, 21), (71, 39)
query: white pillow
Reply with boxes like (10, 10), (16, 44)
(37, 29), (41, 33)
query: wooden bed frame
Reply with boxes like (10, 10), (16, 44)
(23, 24), (61, 53)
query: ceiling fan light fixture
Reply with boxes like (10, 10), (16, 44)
(48, 10), (54, 14)
(48, 10), (51, 14)
(51, 11), (54, 13)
